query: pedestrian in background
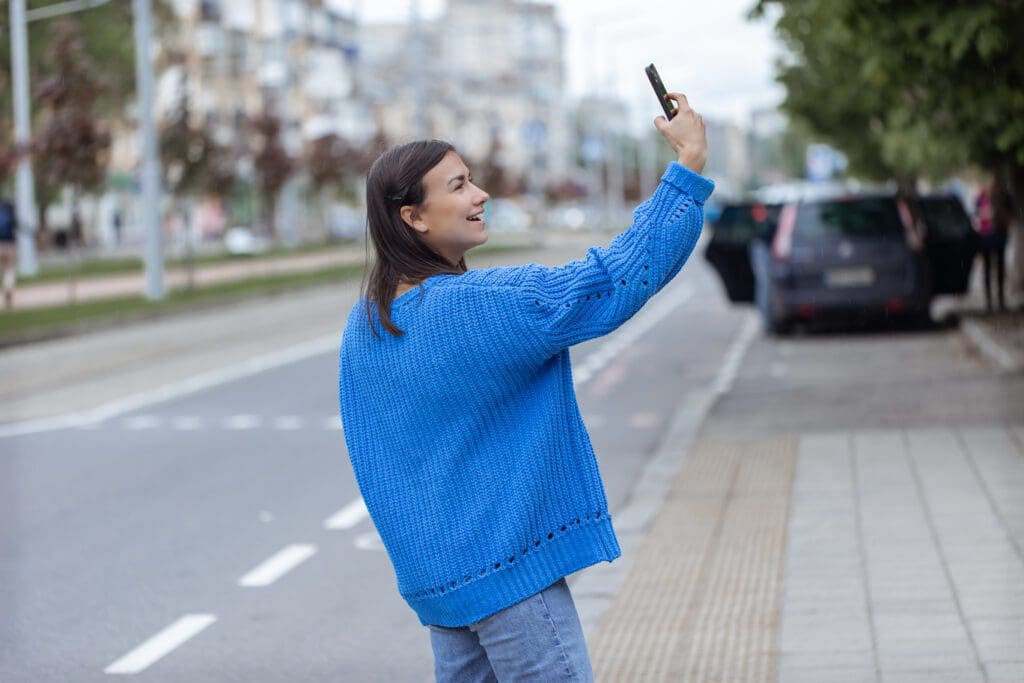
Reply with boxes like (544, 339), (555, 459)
(974, 176), (1010, 312)
(338, 93), (711, 682)
(0, 196), (17, 309)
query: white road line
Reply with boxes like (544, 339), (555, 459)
(123, 415), (160, 431)
(224, 414), (260, 430)
(237, 544), (317, 587)
(172, 416), (203, 431)
(321, 416), (343, 431)
(573, 284), (694, 389)
(354, 530), (385, 551)
(0, 333), (341, 439)
(271, 415), (303, 430)
(324, 497), (369, 530)
(104, 614), (216, 675)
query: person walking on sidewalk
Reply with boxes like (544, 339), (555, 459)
(0, 196), (17, 309)
(338, 93), (711, 682)
(974, 176), (1010, 312)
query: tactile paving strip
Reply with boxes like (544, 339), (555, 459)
(590, 436), (796, 682)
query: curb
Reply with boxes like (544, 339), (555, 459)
(960, 318), (1022, 371)
(570, 312), (760, 640)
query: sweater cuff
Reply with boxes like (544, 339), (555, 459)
(661, 162), (715, 204)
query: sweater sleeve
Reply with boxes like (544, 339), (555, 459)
(516, 162), (713, 353)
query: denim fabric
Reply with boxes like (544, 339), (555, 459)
(428, 578), (594, 682)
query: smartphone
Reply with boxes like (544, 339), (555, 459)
(645, 63), (677, 120)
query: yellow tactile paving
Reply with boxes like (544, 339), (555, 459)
(590, 436), (796, 682)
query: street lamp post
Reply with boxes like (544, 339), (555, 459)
(8, 0), (163, 297)
(9, 0), (38, 276)
(132, 0), (163, 299)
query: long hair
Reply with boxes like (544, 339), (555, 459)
(363, 140), (467, 338)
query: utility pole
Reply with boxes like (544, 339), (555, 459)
(9, 0), (38, 276)
(132, 0), (163, 299)
(409, 0), (428, 138)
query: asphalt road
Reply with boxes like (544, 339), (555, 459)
(0, 233), (751, 681)
(3, 230), (1014, 681)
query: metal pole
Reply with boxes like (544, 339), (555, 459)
(132, 0), (163, 299)
(9, 0), (39, 276)
(409, 0), (427, 139)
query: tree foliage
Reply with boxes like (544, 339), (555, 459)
(752, 0), (1024, 185)
(251, 110), (295, 241)
(0, 0), (175, 121)
(33, 20), (110, 222)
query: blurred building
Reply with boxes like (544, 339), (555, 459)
(357, 0), (572, 193)
(703, 119), (751, 196)
(110, 0), (369, 173)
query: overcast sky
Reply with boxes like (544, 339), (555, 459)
(334, 0), (786, 130)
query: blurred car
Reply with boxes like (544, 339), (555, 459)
(703, 201), (781, 303)
(747, 195), (932, 334)
(224, 226), (271, 255)
(705, 192), (978, 335)
(915, 195), (978, 296)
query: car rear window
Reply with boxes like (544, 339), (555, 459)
(795, 198), (904, 239)
(713, 203), (779, 244)
(918, 197), (971, 239)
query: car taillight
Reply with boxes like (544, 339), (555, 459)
(772, 203), (798, 260)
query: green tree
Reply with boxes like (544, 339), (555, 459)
(752, 0), (1024, 194)
(33, 19), (111, 243)
(0, 0), (174, 120)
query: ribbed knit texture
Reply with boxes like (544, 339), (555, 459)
(338, 162), (714, 627)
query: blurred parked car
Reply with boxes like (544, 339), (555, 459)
(915, 195), (978, 296)
(706, 191), (978, 335)
(748, 195), (932, 333)
(703, 201), (781, 303)
(224, 226), (271, 256)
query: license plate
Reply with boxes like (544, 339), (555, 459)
(825, 267), (875, 287)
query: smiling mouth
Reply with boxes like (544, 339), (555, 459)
(467, 215), (484, 222)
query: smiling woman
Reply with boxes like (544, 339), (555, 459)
(340, 104), (711, 681)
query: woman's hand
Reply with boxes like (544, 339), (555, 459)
(654, 93), (708, 175)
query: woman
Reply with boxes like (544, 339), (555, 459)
(974, 177), (1009, 312)
(339, 93), (711, 681)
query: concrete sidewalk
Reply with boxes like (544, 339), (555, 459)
(587, 427), (1024, 683)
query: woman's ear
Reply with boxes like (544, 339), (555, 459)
(400, 205), (427, 233)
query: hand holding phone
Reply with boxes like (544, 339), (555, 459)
(645, 64), (677, 120)
(646, 67), (707, 174)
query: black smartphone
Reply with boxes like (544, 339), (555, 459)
(645, 63), (677, 120)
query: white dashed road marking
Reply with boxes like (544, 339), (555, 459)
(237, 544), (317, 587)
(104, 614), (216, 675)
(172, 416), (203, 431)
(224, 414), (260, 431)
(324, 498), (369, 530)
(271, 415), (303, 430)
(123, 415), (160, 431)
(354, 531), (386, 552)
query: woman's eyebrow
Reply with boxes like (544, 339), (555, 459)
(447, 173), (469, 186)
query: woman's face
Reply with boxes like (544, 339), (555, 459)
(401, 151), (490, 265)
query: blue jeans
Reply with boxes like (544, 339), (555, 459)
(427, 578), (594, 682)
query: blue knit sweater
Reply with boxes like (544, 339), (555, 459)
(339, 162), (713, 627)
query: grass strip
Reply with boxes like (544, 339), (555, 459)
(1, 263), (365, 346)
(20, 240), (354, 285)
(0, 241), (537, 346)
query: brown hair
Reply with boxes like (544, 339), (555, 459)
(363, 140), (467, 338)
